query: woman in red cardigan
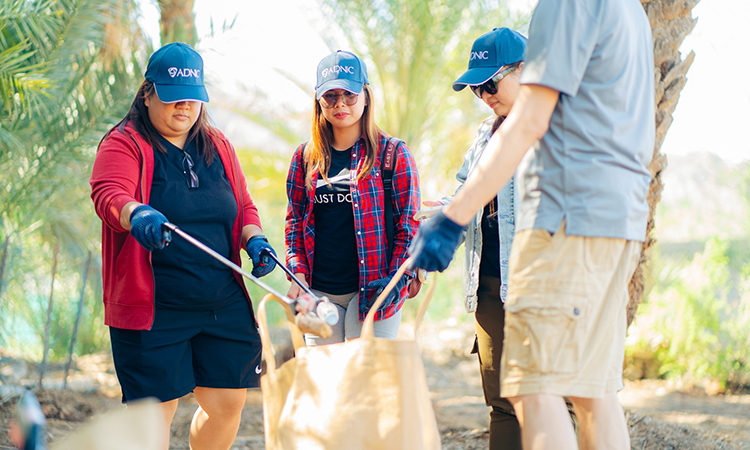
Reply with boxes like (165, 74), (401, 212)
(90, 42), (276, 450)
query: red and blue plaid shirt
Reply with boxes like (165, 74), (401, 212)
(285, 132), (421, 321)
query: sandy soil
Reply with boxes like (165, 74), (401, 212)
(1, 321), (748, 449)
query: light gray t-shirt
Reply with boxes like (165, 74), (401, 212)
(517, 0), (655, 241)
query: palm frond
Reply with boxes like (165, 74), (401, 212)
(0, 35), (50, 118)
(0, 0), (67, 63)
(0, 0), (144, 230)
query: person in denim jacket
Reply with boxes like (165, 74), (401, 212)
(423, 27), (525, 450)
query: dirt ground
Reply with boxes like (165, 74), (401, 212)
(1, 321), (748, 449)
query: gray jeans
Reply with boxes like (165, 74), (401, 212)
(304, 290), (402, 346)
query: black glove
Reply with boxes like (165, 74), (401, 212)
(366, 274), (409, 308)
(129, 205), (171, 251)
(245, 235), (277, 278)
(408, 210), (465, 272)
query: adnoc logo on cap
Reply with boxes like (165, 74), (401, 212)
(167, 67), (201, 78)
(321, 65), (356, 78)
(470, 51), (490, 61)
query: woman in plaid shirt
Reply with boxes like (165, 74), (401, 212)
(285, 50), (421, 345)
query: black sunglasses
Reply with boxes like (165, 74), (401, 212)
(319, 91), (359, 109)
(181, 151), (199, 189)
(470, 64), (519, 99)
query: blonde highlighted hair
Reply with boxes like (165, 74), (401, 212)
(304, 85), (381, 190)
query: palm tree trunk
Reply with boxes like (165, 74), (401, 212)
(64, 251), (92, 389)
(38, 241), (60, 388)
(157, 0), (197, 46)
(0, 234), (8, 300)
(628, 0), (699, 328)
(0, 234), (8, 340)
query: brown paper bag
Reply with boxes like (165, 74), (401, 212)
(259, 262), (440, 450)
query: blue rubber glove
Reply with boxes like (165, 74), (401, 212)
(366, 274), (409, 308)
(129, 205), (171, 251)
(245, 235), (277, 278)
(408, 210), (465, 272)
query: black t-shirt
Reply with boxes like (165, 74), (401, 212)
(310, 147), (359, 294)
(479, 197), (501, 279)
(149, 135), (245, 310)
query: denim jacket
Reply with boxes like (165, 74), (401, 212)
(441, 117), (519, 313)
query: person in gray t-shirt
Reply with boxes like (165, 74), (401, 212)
(409, 0), (655, 448)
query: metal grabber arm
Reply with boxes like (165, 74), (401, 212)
(162, 222), (333, 338)
(259, 248), (339, 326)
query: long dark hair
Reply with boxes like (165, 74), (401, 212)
(100, 80), (216, 164)
(304, 85), (380, 191)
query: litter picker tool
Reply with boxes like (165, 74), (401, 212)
(162, 223), (332, 338)
(260, 249), (339, 326)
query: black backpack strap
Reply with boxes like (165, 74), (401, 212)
(381, 137), (400, 262)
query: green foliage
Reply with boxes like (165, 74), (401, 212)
(739, 162), (750, 227)
(626, 238), (750, 392)
(1, 0), (146, 233)
(0, 0), (147, 361)
(2, 232), (106, 357)
(0, 0), (57, 120)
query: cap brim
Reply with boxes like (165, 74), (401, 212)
(154, 84), (209, 103)
(316, 80), (364, 99)
(452, 67), (501, 92)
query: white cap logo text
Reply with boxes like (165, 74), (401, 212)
(470, 51), (490, 60)
(168, 67), (201, 78)
(322, 65), (355, 78)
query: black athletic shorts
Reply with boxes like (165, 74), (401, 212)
(109, 299), (262, 403)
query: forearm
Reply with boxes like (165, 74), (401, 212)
(119, 201), (143, 231)
(241, 224), (264, 248)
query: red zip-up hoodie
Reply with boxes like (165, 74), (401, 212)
(90, 121), (261, 330)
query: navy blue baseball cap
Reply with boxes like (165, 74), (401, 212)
(145, 42), (209, 103)
(452, 28), (527, 92)
(315, 50), (369, 99)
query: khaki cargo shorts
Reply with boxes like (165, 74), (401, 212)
(500, 222), (641, 398)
